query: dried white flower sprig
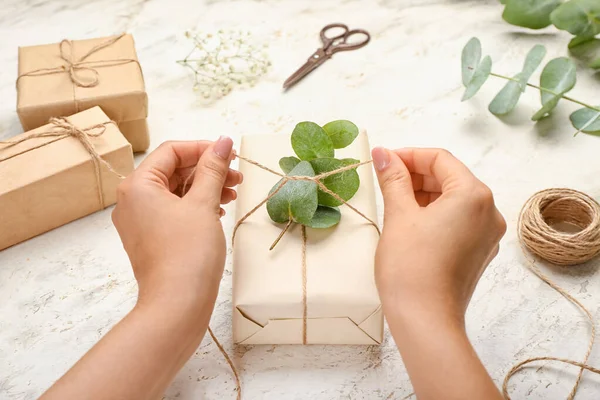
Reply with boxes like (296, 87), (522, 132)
(177, 30), (271, 99)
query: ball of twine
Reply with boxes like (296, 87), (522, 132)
(518, 188), (600, 266)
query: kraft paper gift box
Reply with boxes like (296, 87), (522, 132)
(0, 106), (134, 251)
(16, 33), (150, 152)
(233, 132), (383, 345)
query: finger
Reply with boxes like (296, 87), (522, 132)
(220, 208), (226, 217)
(136, 141), (212, 187)
(394, 148), (476, 192)
(372, 147), (418, 215)
(414, 191), (442, 207)
(187, 136), (234, 205)
(170, 167), (242, 193)
(410, 173), (442, 193)
(224, 169), (243, 187)
(220, 188), (237, 204)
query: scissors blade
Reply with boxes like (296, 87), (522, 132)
(283, 50), (328, 89)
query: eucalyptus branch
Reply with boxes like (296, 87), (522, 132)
(499, 0), (600, 71)
(488, 72), (600, 113)
(265, 120), (362, 242)
(461, 37), (600, 137)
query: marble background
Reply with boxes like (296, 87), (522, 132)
(1, 0), (600, 399)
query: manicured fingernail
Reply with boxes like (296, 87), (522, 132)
(214, 136), (233, 159)
(372, 147), (390, 171)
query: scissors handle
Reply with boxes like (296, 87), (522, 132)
(320, 24), (370, 55)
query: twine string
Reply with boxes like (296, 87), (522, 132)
(504, 188), (600, 400)
(0, 118), (123, 209)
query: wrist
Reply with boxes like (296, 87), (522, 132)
(381, 291), (466, 335)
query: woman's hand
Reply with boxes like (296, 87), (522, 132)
(42, 138), (243, 400)
(372, 147), (505, 400)
(112, 137), (242, 308)
(372, 147), (506, 326)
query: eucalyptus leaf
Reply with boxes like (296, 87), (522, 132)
(279, 156), (300, 174)
(461, 55), (492, 101)
(551, 0), (600, 38)
(502, 0), (562, 29)
(532, 57), (577, 121)
(266, 161), (318, 225)
(489, 74), (523, 115)
(461, 37), (482, 86)
(489, 45), (546, 115)
(569, 34), (596, 49)
(520, 44), (547, 89)
(291, 121), (334, 161)
(305, 206), (341, 229)
(322, 120), (359, 149)
(310, 158), (360, 207)
(570, 107), (600, 134)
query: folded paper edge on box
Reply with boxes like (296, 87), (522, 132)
(234, 306), (383, 345)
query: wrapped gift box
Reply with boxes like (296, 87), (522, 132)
(16, 33), (149, 152)
(233, 132), (383, 345)
(0, 106), (134, 251)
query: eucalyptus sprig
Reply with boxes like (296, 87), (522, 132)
(499, 0), (600, 70)
(266, 120), (361, 249)
(461, 37), (600, 136)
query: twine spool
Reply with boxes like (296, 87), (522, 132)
(518, 188), (600, 266)
(504, 188), (600, 400)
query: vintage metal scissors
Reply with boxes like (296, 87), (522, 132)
(283, 23), (371, 90)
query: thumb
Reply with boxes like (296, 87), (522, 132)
(372, 147), (417, 215)
(187, 136), (234, 205)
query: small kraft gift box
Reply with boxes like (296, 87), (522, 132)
(232, 132), (383, 345)
(0, 106), (134, 251)
(16, 33), (149, 152)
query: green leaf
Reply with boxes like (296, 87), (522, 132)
(489, 45), (546, 115)
(461, 55), (492, 101)
(569, 34), (596, 49)
(570, 107), (600, 134)
(322, 120), (359, 149)
(279, 156), (300, 174)
(489, 74), (523, 115)
(500, 0), (507, 3)
(551, 0), (600, 38)
(591, 57), (600, 69)
(291, 122), (334, 161)
(503, 0), (562, 29)
(520, 44), (547, 90)
(305, 206), (341, 228)
(532, 57), (577, 121)
(461, 37), (482, 86)
(310, 158), (360, 207)
(266, 161), (318, 225)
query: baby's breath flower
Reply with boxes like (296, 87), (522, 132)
(178, 29), (271, 100)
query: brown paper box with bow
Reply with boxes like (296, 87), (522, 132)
(0, 107), (134, 251)
(232, 132), (383, 345)
(16, 34), (149, 152)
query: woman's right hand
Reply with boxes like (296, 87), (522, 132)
(371, 147), (506, 400)
(372, 147), (506, 328)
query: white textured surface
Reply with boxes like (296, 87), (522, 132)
(1, 0), (600, 399)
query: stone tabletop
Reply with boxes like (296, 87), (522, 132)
(1, 0), (599, 399)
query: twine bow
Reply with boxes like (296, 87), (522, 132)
(16, 33), (140, 90)
(0, 117), (124, 209)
